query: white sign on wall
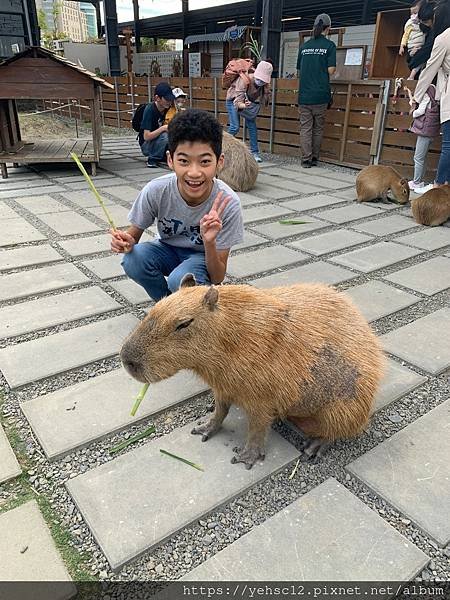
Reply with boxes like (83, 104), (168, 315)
(282, 40), (299, 78)
(189, 52), (201, 77)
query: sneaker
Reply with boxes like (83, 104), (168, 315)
(311, 157), (318, 167)
(146, 159), (158, 168)
(253, 153), (263, 163)
(413, 183), (434, 195)
(301, 160), (312, 168)
(408, 180), (425, 191)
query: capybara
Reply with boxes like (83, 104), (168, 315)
(356, 165), (410, 204)
(411, 185), (450, 226)
(120, 276), (384, 469)
(217, 131), (258, 192)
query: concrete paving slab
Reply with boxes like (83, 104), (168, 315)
(348, 400), (450, 546)
(227, 246), (306, 278)
(297, 175), (352, 190)
(0, 185), (65, 199)
(250, 261), (356, 288)
(0, 314), (139, 389)
(251, 182), (296, 199)
(314, 204), (383, 223)
(256, 173), (324, 195)
(236, 192), (267, 206)
(66, 406), (298, 570)
(183, 478), (428, 581)
(81, 255), (124, 279)
(85, 205), (131, 228)
(57, 234), (112, 257)
(290, 229), (371, 256)
(395, 227), (450, 250)
(108, 279), (151, 304)
(0, 217), (46, 247)
(0, 204), (19, 219)
(14, 196), (71, 215)
(373, 360), (427, 413)
(331, 188), (359, 200)
(330, 242), (422, 273)
(384, 257), (450, 296)
(0, 245), (63, 272)
(37, 211), (102, 236)
(232, 231), (267, 251)
(0, 263), (89, 302)
(281, 194), (348, 212)
(352, 215), (419, 236)
(382, 308), (450, 374)
(101, 185), (140, 203)
(242, 204), (294, 224)
(0, 179), (54, 191)
(23, 369), (208, 459)
(0, 500), (75, 592)
(59, 190), (115, 209)
(0, 287), (120, 339)
(251, 218), (329, 240)
(64, 178), (125, 190)
(344, 281), (420, 322)
(279, 165), (358, 184)
(0, 423), (21, 483)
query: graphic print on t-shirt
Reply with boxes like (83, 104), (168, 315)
(158, 218), (203, 245)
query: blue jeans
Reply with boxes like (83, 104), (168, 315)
(140, 132), (168, 162)
(226, 99), (259, 154)
(121, 239), (210, 302)
(436, 119), (450, 184)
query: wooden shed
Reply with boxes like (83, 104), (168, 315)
(0, 46), (114, 178)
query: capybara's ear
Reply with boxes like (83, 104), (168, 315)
(202, 286), (219, 310)
(400, 178), (408, 185)
(180, 273), (197, 288)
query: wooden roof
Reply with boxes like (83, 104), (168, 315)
(0, 46), (113, 90)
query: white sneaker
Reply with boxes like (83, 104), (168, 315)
(408, 180), (425, 191)
(413, 183), (434, 195)
(253, 154), (263, 163)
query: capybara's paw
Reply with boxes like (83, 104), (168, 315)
(191, 420), (219, 442)
(299, 438), (331, 464)
(230, 445), (265, 469)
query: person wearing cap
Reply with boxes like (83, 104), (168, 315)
(164, 88), (188, 126)
(297, 14), (336, 168)
(232, 60), (273, 162)
(140, 81), (175, 168)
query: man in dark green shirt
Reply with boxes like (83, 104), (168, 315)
(297, 13), (337, 167)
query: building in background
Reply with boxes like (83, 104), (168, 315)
(79, 1), (96, 39)
(0, 0), (39, 58)
(36, 0), (88, 42)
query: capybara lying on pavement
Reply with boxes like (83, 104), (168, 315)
(121, 276), (384, 469)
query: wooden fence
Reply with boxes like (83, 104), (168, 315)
(43, 75), (442, 178)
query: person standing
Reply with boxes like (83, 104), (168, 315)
(297, 13), (336, 168)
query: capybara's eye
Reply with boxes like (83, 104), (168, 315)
(175, 318), (194, 331)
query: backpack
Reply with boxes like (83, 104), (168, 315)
(222, 58), (253, 89)
(132, 103), (146, 132)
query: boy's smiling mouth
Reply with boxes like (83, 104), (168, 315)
(185, 180), (205, 189)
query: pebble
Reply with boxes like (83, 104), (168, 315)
(202, 535), (213, 546)
(387, 413), (403, 424)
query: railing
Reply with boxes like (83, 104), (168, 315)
(43, 75), (442, 179)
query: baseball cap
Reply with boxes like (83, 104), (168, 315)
(172, 87), (187, 98)
(154, 82), (175, 101)
(314, 13), (331, 28)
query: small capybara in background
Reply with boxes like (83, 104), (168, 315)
(356, 165), (410, 204)
(121, 276), (384, 469)
(411, 185), (450, 226)
(217, 131), (258, 192)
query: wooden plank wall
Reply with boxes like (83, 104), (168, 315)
(40, 76), (442, 176)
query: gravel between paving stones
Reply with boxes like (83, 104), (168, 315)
(1, 142), (449, 584)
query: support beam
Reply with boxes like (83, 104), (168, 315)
(104, 0), (121, 76)
(94, 1), (102, 39)
(260, 0), (283, 77)
(362, 0), (372, 24)
(133, 0), (141, 53)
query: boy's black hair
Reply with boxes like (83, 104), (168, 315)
(167, 109), (223, 159)
(418, 0), (434, 22)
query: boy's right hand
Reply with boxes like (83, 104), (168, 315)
(399, 46), (405, 56)
(110, 229), (135, 254)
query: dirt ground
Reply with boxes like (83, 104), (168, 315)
(18, 112), (133, 140)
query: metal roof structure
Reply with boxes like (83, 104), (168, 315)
(184, 25), (248, 46)
(119, 0), (411, 39)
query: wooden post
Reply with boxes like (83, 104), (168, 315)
(99, 86), (105, 127)
(269, 77), (276, 153)
(114, 75), (121, 128)
(147, 75), (152, 102)
(372, 80), (390, 165)
(214, 77), (218, 117)
(339, 83), (352, 162)
(189, 77), (192, 108)
(1, 163), (8, 179)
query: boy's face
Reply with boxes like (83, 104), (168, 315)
(155, 94), (172, 111)
(167, 141), (224, 205)
(411, 4), (419, 15)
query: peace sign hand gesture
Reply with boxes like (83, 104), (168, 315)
(200, 191), (231, 245)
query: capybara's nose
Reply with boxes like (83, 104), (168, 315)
(120, 347), (143, 379)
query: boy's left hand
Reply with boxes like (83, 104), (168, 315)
(200, 191), (231, 244)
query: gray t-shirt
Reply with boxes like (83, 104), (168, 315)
(128, 173), (244, 252)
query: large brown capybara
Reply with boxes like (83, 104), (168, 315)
(356, 165), (410, 204)
(411, 185), (450, 226)
(217, 131), (258, 192)
(121, 276), (384, 469)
